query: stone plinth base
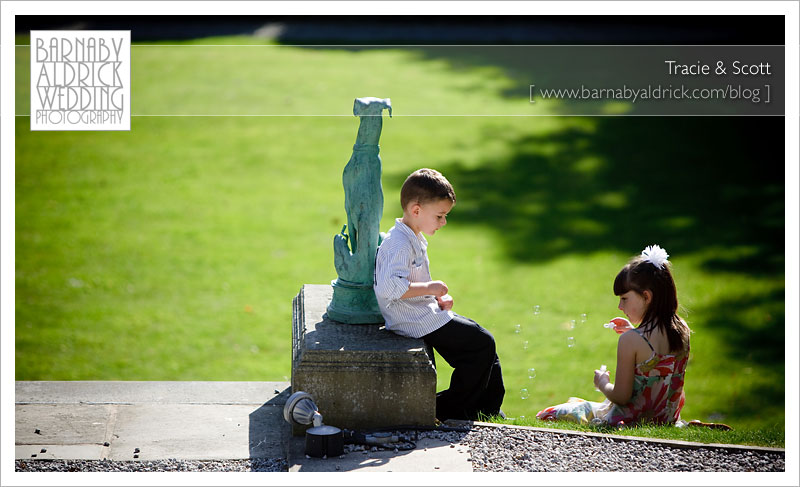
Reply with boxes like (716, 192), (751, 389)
(291, 284), (436, 435)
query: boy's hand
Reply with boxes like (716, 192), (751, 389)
(400, 280), (448, 300)
(427, 280), (449, 297)
(436, 294), (454, 311)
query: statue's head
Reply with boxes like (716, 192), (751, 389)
(353, 97), (392, 118)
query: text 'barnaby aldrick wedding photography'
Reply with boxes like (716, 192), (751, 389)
(30, 31), (130, 131)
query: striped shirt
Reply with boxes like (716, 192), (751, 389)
(373, 218), (454, 338)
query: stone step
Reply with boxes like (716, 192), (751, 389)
(15, 381), (290, 461)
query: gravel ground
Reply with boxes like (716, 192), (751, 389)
(447, 426), (784, 472)
(14, 458), (288, 472)
(15, 425), (784, 472)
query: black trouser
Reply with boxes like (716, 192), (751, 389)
(423, 314), (505, 421)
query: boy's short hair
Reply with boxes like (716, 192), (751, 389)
(400, 168), (456, 210)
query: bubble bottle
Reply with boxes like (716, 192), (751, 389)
(595, 364), (607, 392)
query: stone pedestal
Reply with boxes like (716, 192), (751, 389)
(291, 284), (436, 435)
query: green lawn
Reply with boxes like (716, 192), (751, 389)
(15, 35), (785, 445)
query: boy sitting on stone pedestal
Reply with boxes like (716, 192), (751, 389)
(373, 168), (505, 421)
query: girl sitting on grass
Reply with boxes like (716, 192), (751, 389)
(537, 245), (691, 427)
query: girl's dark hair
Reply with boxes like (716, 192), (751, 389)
(613, 254), (690, 353)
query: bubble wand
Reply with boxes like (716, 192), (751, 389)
(603, 317), (634, 334)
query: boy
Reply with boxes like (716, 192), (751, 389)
(373, 168), (505, 421)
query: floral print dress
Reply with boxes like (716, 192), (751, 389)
(537, 330), (689, 426)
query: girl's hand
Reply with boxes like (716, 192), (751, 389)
(606, 317), (634, 334)
(436, 294), (454, 311)
(594, 369), (611, 390)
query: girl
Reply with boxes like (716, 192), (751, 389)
(537, 245), (691, 427)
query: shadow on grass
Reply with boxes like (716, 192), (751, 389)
(699, 288), (785, 368)
(386, 116), (784, 275)
(722, 382), (786, 428)
(694, 288), (785, 426)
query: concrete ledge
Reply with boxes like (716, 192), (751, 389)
(15, 381), (291, 461)
(291, 285), (436, 434)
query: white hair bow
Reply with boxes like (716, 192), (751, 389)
(642, 244), (669, 269)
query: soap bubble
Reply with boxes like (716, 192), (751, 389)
(514, 324), (521, 334)
(567, 336), (576, 348)
(522, 340), (529, 351)
(569, 319), (577, 330)
(580, 313), (588, 324)
(528, 368), (536, 380)
(533, 305), (541, 316)
(520, 388), (530, 400)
